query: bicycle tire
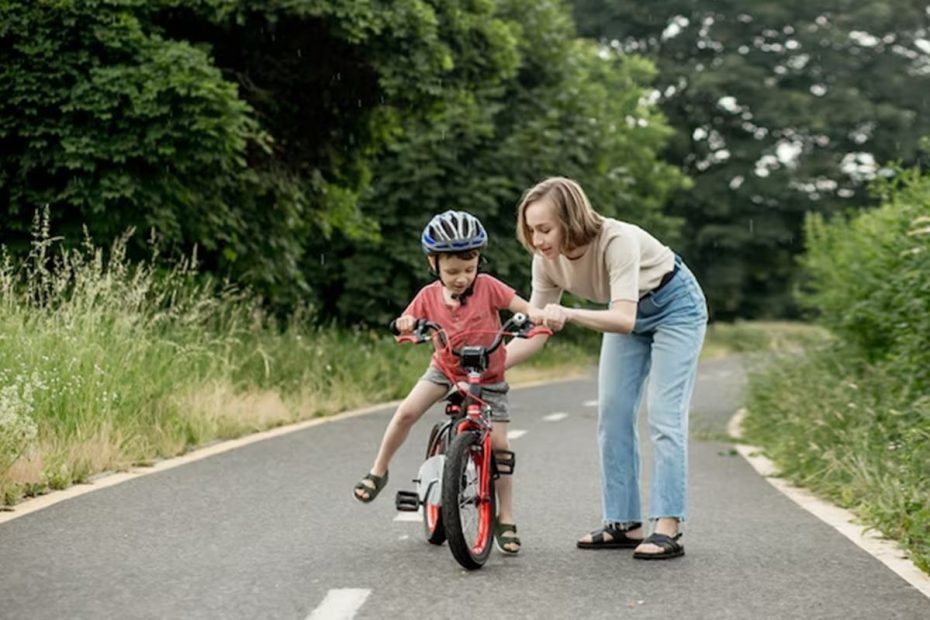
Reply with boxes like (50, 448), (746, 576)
(442, 430), (495, 570)
(422, 423), (447, 545)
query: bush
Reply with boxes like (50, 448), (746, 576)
(0, 0), (262, 251)
(800, 166), (930, 386)
(745, 162), (930, 574)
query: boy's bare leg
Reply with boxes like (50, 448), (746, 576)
(491, 424), (519, 551)
(355, 381), (447, 500)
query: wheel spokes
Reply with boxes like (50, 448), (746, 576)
(456, 449), (488, 550)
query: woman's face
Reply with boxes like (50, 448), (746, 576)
(524, 198), (564, 259)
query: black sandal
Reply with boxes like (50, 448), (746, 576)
(353, 471), (388, 503)
(633, 532), (684, 560)
(495, 522), (521, 555)
(576, 522), (643, 549)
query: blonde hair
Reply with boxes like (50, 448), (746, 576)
(516, 177), (603, 253)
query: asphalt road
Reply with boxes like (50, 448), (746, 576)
(1, 356), (928, 619)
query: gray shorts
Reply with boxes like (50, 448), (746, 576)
(421, 366), (511, 422)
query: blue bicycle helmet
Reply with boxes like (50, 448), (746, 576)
(421, 210), (488, 254)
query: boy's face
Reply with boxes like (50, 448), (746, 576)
(432, 254), (479, 296)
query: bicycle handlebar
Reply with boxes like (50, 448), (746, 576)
(391, 312), (551, 357)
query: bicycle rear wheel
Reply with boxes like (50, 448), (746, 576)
(422, 423), (447, 545)
(442, 430), (495, 570)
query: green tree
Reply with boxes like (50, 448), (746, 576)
(323, 0), (686, 324)
(0, 0), (263, 258)
(2, 0), (686, 320)
(571, 0), (930, 318)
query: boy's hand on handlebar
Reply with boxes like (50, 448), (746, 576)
(526, 307), (547, 328)
(394, 315), (418, 334)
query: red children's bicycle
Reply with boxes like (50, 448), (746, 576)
(392, 313), (550, 570)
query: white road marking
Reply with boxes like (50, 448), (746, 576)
(507, 429), (527, 439)
(307, 588), (370, 620)
(728, 408), (930, 600)
(543, 412), (568, 421)
(393, 509), (422, 522)
(583, 400), (598, 407)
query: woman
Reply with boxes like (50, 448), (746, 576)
(507, 177), (708, 559)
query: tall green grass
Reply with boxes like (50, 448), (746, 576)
(744, 347), (930, 574)
(702, 320), (831, 359)
(744, 165), (930, 574)
(0, 212), (594, 505)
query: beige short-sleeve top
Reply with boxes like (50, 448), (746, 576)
(530, 217), (675, 307)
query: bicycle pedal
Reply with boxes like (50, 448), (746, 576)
(394, 490), (420, 512)
(494, 450), (516, 475)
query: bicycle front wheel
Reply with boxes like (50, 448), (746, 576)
(422, 423), (447, 545)
(442, 430), (495, 570)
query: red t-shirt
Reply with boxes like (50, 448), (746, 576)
(403, 274), (516, 384)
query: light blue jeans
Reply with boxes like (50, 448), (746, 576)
(597, 257), (707, 523)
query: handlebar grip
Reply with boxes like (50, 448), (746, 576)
(389, 319), (401, 336)
(526, 326), (553, 338)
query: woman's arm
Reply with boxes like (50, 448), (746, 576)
(542, 300), (637, 334)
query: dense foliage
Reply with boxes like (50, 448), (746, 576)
(744, 164), (930, 573)
(0, 0), (264, 259)
(800, 164), (930, 385)
(571, 0), (930, 318)
(1, 0), (685, 320)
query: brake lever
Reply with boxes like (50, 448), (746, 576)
(395, 319), (434, 344)
(525, 325), (553, 338)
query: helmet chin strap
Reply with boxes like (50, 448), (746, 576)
(450, 280), (476, 305)
(429, 254), (481, 305)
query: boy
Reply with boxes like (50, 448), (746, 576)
(353, 210), (536, 554)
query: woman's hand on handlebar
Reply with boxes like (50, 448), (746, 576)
(537, 303), (569, 332)
(525, 305), (567, 332)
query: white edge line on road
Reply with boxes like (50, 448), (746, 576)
(583, 400), (598, 407)
(543, 412), (568, 421)
(307, 588), (370, 620)
(1, 373), (587, 525)
(507, 429), (527, 440)
(0, 399), (402, 525)
(728, 408), (930, 600)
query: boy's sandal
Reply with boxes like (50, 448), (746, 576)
(632, 532), (684, 560)
(353, 471), (388, 503)
(576, 522), (643, 549)
(494, 522), (521, 555)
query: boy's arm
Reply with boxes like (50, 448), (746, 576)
(505, 295), (549, 369)
(398, 284), (431, 333)
(507, 294), (544, 325)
